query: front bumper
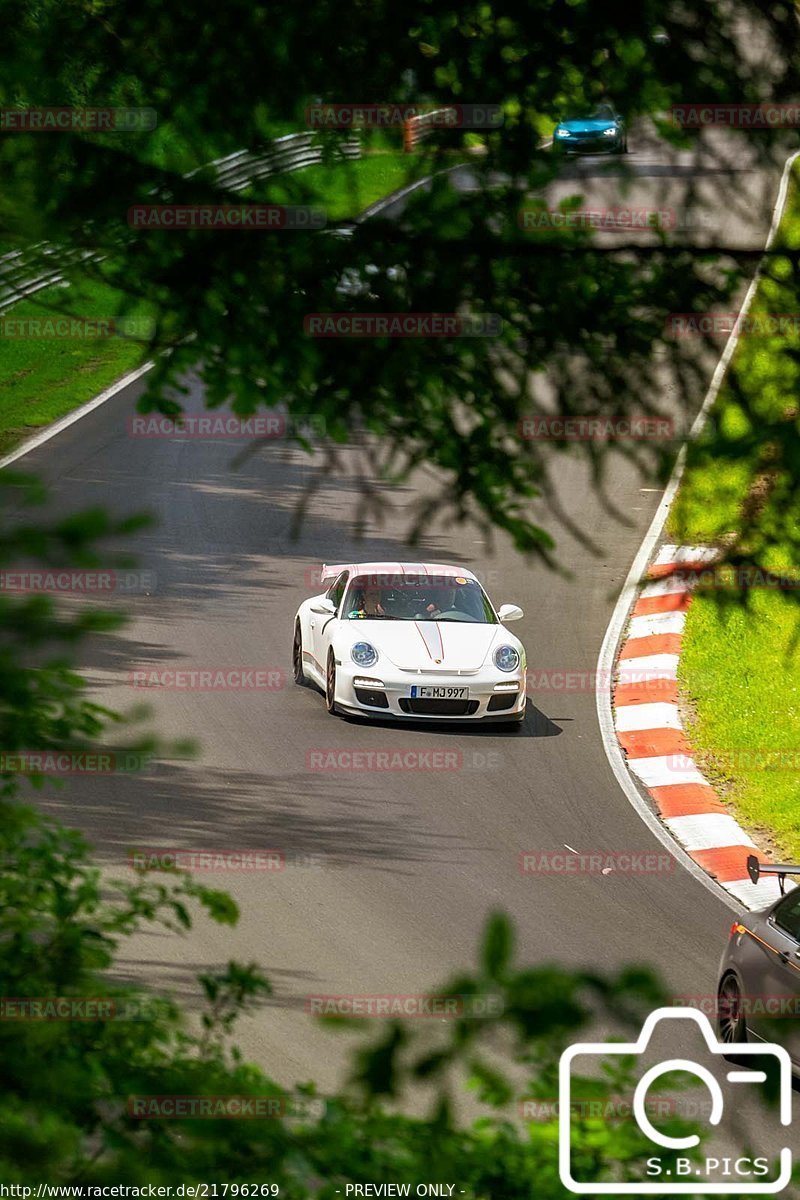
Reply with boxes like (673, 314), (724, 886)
(556, 136), (622, 154)
(334, 662), (526, 722)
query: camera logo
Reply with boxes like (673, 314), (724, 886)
(559, 1007), (792, 1193)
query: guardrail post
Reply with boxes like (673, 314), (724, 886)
(403, 119), (415, 154)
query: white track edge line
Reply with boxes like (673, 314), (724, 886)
(0, 360), (155, 470)
(595, 148), (800, 914)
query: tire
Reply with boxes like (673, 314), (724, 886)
(292, 621), (307, 686)
(717, 974), (747, 1045)
(325, 650), (338, 715)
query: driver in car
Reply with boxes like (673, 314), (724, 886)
(423, 585), (457, 618)
(348, 583), (386, 618)
(422, 581), (484, 620)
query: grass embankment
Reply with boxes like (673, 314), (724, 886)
(0, 277), (155, 456)
(669, 165), (800, 856)
(283, 150), (431, 221)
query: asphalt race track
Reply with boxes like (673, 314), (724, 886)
(11, 121), (798, 1146)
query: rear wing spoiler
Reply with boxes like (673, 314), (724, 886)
(320, 563), (349, 584)
(747, 854), (800, 894)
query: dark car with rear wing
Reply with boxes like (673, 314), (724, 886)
(717, 855), (800, 1070)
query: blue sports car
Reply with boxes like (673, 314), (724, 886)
(552, 104), (627, 155)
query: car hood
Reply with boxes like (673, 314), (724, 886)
(559, 119), (616, 134)
(344, 621), (503, 672)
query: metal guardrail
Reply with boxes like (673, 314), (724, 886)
(194, 131), (360, 192)
(403, 108), (456, 153)
(0, 131), (362, 313)
(0, 244), (101, 315)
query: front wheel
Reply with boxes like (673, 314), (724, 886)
(325, 651), (338, 715)
(293, 621), (307, 685)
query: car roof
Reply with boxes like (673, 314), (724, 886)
(320, 561), (479, 583)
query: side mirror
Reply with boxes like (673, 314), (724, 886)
(310, 597), (336, 616)
(497, 603), (523, 622)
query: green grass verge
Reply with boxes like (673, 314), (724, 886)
(671, 164), (800, 857)
(269, 150), (433, 221)
(0, 278), (153, 456)
(679, 591), (800, 857)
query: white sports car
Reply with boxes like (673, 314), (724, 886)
(292, 562), (526, 724)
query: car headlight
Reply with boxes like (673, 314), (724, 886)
(602, 126), (617, 137)
(494, 645), (520, 673)
(555, 128), (570, 137)
(351, 642), (379, 668)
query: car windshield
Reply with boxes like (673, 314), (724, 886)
(342, 573), (497, 623)
(569, 106), (615, 121)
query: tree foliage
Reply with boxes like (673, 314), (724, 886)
(1, 0), (799, 556)
(0, 1), (798, 1190)
(3, 784), (693, 1190)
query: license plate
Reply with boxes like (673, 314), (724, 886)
(411, 686), (469, 700)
